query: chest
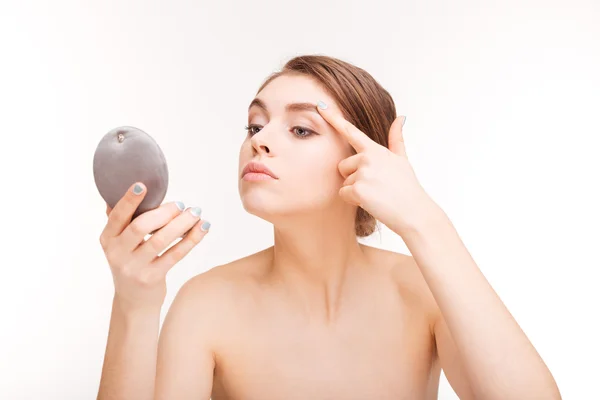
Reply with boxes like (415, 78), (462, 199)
(211, 302), (438, 400)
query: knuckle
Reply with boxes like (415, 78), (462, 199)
(126, 192), (140, 205)
(168, 246), (186, 262)
(111, 209), (127, 225)
(120, 198), (140, 216)
(360, 153), (369, 165)
(359, 167), (372, 181)
(353, 181), (365, 196)
(148, 237), (166, 254)
(120, 264), (135, 279)
(104, 248), (120, 266)
(343, 121), (353, 133)
(187, 229), (204, 244)
(138, 272), (156, 287)
(99, 234), (108, 250)
(129, 221), (146, 237)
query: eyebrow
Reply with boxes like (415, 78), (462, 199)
(248, 98), (320, 115)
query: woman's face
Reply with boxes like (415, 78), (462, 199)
(238, 74), (354, 223)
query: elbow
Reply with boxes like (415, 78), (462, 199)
(471, 376), (562, 400)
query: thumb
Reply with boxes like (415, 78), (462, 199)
(388, 116), (407, 156)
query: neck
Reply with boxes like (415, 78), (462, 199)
(267, 207), (369, 323)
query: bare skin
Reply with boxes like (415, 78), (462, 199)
(99, 71), (559, 399)
(156, 245), (443, 400)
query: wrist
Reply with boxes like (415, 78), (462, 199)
(393, 197), (448, 238)
(113, 294), (163, 318)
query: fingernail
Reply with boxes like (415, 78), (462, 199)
(175, 201), (185, 211)
(400, 116), (406, 126)
(200, 221), (211, 231)
(190, 207), (202, 217)
(133, 184), (143, 195)
(317, 100), (328, 110)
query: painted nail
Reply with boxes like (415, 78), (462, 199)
(175, 201), (185, 211)
(190, 207), (202, 217)
(200, 221), (211, 231)
(317, 100), (328, 110)
(133, 184), (143, 195)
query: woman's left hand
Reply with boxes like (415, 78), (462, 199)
(317, 102), (441, 236)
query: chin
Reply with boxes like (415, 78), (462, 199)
(240, 191), (277, 220)
(240, 193), (311, 224)
(241, 204), (283, 226)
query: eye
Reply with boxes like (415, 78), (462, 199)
(245, 124), (262, 136)
(246, 125), (316, 139)
(292, 126), (315, 139)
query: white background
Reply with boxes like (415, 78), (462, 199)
(1, 0), (598, 398)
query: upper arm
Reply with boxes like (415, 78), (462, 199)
(154, 273), (218, 400)
(433, 310), (476, 400)
(396, 254), (476, 400)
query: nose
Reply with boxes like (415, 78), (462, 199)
(250, 127), (271, 155)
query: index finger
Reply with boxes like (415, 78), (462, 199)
(316, 100), (370, 152)
(102, 182), (146, 238)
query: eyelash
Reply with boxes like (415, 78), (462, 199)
(244, 124), (315, 139)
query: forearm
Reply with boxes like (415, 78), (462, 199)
(398, 206), (560, 399)
(97, 296), (161, 400)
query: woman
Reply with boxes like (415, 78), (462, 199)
(97, 55), (561, 399)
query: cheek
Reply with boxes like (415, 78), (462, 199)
(238, 140), (252, 165)
(287, 145), (345, 194)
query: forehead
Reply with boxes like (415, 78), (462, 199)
(255, 74), (338, 112)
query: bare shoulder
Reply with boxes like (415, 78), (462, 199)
(363, 245), (441, 332)
(174, 247), (271, 309)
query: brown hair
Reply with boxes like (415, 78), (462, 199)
(256, 55), (397, 237)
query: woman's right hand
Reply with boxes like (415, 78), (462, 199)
(99, 182), (210, 312)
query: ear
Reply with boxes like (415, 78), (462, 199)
(388, 116), (407, 157)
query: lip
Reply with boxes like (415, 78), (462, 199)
(241, 161), (278, 179)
